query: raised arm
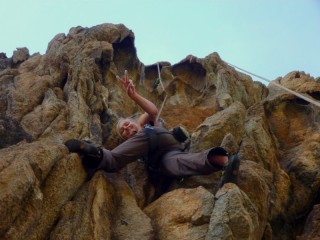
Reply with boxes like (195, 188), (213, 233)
(117, 70), (159, 126)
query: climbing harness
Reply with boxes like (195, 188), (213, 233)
(143, 124), (190, 172)
(143, 125), (159, 170)
(226, 62), (320, 108)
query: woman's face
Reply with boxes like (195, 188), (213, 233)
(117, 119), (141, 140)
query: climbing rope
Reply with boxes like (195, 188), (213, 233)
(225, 61), (320, 108)
(155, 62), (168, 122)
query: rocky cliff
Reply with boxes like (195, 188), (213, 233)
(1, 23), (320, 240)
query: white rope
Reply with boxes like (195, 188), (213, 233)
(157, 62), (166, 91)
(156, 62), (168, 122)
(226, 61), (320, 108)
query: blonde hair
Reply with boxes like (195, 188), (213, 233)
(116, 117), (137, 140)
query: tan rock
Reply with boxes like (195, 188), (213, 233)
(206, 184), (260, 240)
(144, 186), (214, 240)
(297, 204), (320, 240)
(0, 22), (320, 240)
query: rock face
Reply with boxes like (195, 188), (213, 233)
(0, 23), (320, 240)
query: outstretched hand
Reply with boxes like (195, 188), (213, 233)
(116, 70), (136, 98)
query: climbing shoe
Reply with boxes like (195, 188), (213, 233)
(219, 154), (240, 188)
(65, 139), (103, 180)
(65, 139), (101, 160)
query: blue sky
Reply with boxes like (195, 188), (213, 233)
(1, 0), (319, 82)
